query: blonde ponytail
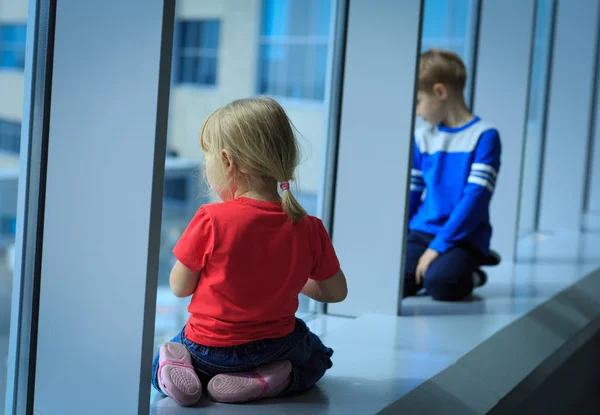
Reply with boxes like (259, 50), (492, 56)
(281, 183), (307, 223)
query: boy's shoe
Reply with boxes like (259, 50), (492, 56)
(158, 342), (202, 407)
(403, 275), (423, 298)
(479, 250), (501, 267)
(208, 360), (292, 403)
(473, 269), (488, 288)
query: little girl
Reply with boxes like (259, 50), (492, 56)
(151, 97), (347, 406)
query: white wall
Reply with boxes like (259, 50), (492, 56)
(0, 0), (27, 21)
(33, 1), (174, 412)
(473, 0), (536, 262)
(586, 53), (600, 216)
(0, 73), (24, 121)
(329, 0), (422, 316)
(539, 0), (600, 231)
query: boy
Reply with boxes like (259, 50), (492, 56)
(404, 49), (501, 302)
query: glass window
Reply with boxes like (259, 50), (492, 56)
(0, 119), (21, 154)
(258, 0), (332, 101)
(420, 0), (479, 107)
(421, 0), (473, 59)
(152, 3), (338, 401)
(0, 24), (27, 69)
(0, 3), (28, 411)
(517, 0), (555, 238)
(175, 20), (220, 86)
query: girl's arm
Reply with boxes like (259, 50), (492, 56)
(170, 260), (200, 298)
(301, 268), (347, 303)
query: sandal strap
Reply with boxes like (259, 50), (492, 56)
(252, 372), (270, 397)
(159, 359), (194, 373)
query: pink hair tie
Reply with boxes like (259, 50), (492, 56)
(280, 182), (290, 191)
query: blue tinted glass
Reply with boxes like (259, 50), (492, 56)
(259, 0), (331, 100)
(178, 21), (189, 48)
(527, 0), (553, 121)
(422, 0), (450, 38)
(262, 0), (289, 36)
(201, 20), (220, 49)
(518, 0), (554, 235)
(176, 20), (220, 85)
(286, 44), (309, 98)
(315, 0), (332, 36)
(0, 24), (27, 69)
(182, 21), (199, 48)
(314, 45), (328, 100)
(450, 0), (469, 38)
(0, 120), (21, 154)
(198, 56), (217, 84)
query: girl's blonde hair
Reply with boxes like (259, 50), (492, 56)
(199, 96), (307, 223)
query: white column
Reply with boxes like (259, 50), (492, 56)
(539, 0), (600, 231)
(32, 1), (174, 414)
(328, 0), (423, 316)
(472, 0), (536, 262)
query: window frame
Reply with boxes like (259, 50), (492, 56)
(173, 19), (220, 88)
(4, 0), (55, 413)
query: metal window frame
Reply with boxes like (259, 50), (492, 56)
(4, 0), (55, 413)
(515, 0), (557, 236)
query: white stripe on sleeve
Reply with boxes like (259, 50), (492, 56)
(471, 163), (498, 177)
(410, 184), (425, 192)
(468, 176), (494, 192)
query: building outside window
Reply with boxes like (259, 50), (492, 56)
(175, 20), (220, 86)
(0, 24), (26, 69)
(0, 119), (21, 154)
(258, 0), (332, 101)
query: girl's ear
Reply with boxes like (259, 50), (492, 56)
(221, 149), (237, 178)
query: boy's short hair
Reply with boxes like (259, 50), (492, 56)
(419, 49), (467, 93)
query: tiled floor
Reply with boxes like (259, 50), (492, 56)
(150, 232), (600, 414)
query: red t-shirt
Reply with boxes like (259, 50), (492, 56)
(173, 197), (340, 347)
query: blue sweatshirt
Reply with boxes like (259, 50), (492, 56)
(409, 117), (501, 255)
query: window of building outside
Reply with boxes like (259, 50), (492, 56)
(518, 0), (554, 238)
(258, 0), (331, 101)
(0, 2), (28, 411)
(152, 0), (337, 387)
(0, 24), (26, 69)
(175, 20), (220, 86)
(0, 119), (21, 154)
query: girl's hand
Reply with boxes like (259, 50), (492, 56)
(415, 248), (440, 284)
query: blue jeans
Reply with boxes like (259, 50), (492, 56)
(404, 230), (482, 301)
(152, 318), (333, 395)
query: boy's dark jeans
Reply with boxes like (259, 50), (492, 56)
(404, 230), (484, 301)
(152, 318), (333, 395)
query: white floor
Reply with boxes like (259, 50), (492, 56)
(150, 232), (600, 414)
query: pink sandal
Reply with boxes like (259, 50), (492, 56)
(207, 360), (292, 403)
(157, 342), (202, 406)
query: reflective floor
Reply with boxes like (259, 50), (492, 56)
(150, 232), (600, 414)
